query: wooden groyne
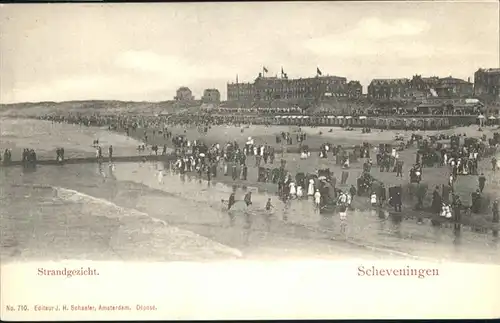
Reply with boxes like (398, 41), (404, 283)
(1, 154), (177, 167)
(0, 144), (369, 168)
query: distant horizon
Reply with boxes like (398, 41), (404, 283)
(1, 2), (498, 104)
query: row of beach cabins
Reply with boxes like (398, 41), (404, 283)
(197, 114), (453, 130)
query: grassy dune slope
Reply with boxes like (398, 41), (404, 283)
(0, 100), (204, 117)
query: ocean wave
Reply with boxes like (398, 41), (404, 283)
(52, 186), (243, 259)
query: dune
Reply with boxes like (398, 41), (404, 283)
(0, 100), (206, 118)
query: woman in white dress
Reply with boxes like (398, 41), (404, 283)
(314, 189), (321, 212)
(307, 179), (315, 197)
(370, 192), (377, 207)
(157, 169), (164, 184)
(296, 186), (303, 199)
(339, 203), (348, 233)
(289, 182), (297, 198)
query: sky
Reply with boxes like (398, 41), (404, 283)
(0, 1), (498, 103)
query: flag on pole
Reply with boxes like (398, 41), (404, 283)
(317, 67), (322, 76)
(281, 67), (287, 78)
(263, 66), (268, 73)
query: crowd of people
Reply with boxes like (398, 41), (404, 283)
(2, 111), (494, 238)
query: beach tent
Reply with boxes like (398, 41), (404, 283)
(359, 116), (367, 119)
(337, 116), (344, 119)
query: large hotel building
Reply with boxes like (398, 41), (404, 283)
(474, 68), (500, 101)
(367, 75), (474, 101)
(227, 71), (362, 102)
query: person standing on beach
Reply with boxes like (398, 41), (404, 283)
(265, 198), (273, 211)
(231, 164), (237, 181)
(314, 189), (321, 212)
(370, 191), (377, 207)
(338, 203), (348, 234)
(396, 160), (403, 177)
(108, 145), (113, 161)
(341, 170), (349, 185)
(478, 173), (486, 193)
(265, 198), (274, 231)
(157, 169), (164, 184)
(244, 191), (253, 207)
(452, 194), (462, 240)
(228, 193), (236, 210)
(307, 179), (315, 198)
(206, 165), (211, 182)
(492, 200), (499, 238)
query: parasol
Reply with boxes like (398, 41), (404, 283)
(359, 116), (367, 119)
(488, 116), (496, 120)
(345, 116), (352, 119)
(477, 115), (485, 119)
(337, 116), (344, 119)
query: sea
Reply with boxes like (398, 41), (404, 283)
(1, 117), (499, 264)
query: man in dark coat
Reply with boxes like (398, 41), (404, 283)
(228, 193), (236, 210)
(231, 164), (237, 181)
(431, 186), (442, 214)
(391, 186), (402, 212)
(452, 194), (462, 238)
(492, 200), (499, 238)
(396, 160), (404, 177)
(378, 183), (386, 207)
(478, 173), (486, 193)
(471, 189), (481, 214)
(244, 192), (253, 207)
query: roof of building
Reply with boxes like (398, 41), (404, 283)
(478, 68), (500, 74)
(370, 78), (410, 85)
(439, 77), (471, 84)
(422, 77), (440, 83)
(177, 87), (191, 91)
